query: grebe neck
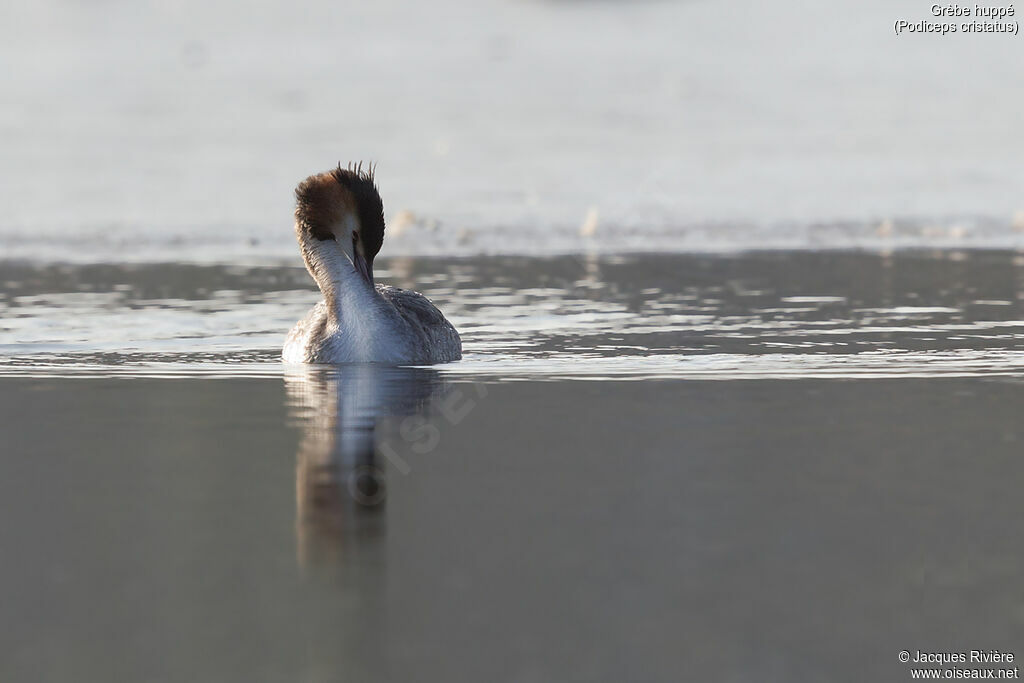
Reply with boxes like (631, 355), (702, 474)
(297, 228), (377, 322)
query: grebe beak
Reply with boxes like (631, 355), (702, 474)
(352, 236), (373, 286)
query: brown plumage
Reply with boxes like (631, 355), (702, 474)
(294, 163), (385, 267)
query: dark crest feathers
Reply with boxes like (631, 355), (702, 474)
(294, 162), (386, 262)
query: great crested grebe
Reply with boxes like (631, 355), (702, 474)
(283, 164), (462, 364)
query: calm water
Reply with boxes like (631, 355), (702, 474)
(1, 250), (1023, 681)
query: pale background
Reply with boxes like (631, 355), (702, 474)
(3, 0), (1022, 258)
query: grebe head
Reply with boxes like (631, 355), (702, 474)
(294, 162), (385, 284)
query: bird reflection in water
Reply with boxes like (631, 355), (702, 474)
(284, 364), (446, 570)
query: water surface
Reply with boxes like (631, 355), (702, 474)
(1, 250), (1023, 682)
(1, 250), (1022, 379)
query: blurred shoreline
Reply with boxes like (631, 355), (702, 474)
(4, 0), (1024, 261)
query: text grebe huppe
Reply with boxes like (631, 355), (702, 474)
(283, 164), (462, 364)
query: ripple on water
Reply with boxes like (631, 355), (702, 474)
(0, 251), (1022, 381)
